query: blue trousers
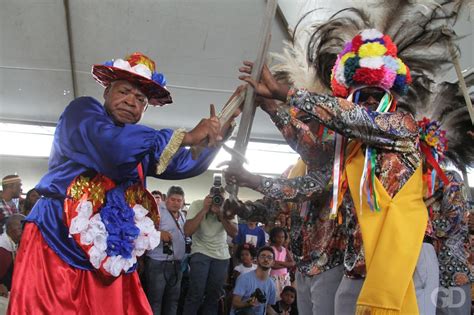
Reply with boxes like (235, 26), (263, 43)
(182, 253), (229, 315)
(145, 258), (183, 315)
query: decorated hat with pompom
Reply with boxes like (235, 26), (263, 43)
(330, 29), (412, 98)
(92, 52), (172, 106)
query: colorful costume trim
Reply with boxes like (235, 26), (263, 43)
(156, 128), (186, 175)
(64, 173), (161, 277)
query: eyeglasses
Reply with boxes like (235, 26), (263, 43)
(258, 254), (274, 260)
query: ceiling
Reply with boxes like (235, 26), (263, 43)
(1, 0), (473, 143)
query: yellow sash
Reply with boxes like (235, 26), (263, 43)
(288, 158), (307, 178)
(345, 147), (427, 315)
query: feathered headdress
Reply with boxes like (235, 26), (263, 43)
(269, 1), (471, 169)
(401, 72), (474, 169)
(304, 1), (465, 93)
(270, 28), (329, 93)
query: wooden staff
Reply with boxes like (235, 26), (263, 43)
(448, 37), (474, 125)
(225, 0), (278, 200)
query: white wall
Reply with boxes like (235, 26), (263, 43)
(0, 155), (49, 193)
(0, 155), (263, 203)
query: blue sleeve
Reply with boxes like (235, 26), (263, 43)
(233, 224), (244, 244)
(267, 280), (277, 305)
(153, 146), (218, 180)
(233, 273), (250, 297)
(57, 97), (217, 180)
(257, 229), (266, 248)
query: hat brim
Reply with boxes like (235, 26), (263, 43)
(92, 65), (173, 106)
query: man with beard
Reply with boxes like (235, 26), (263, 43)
(231, 246), (277, 315)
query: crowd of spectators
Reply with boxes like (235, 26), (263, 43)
(2, 171), (472, 315)
(0, 173), (300, 315)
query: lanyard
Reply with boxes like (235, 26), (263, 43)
(168, 209), (186, 240)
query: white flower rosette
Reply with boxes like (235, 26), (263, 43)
(69, 201), (161, 277)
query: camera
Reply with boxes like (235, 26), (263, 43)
(210, 174), (224, 206)
(250, 288), (266, 304)
(162, 241), (173, 255)
(185, 237), (192, 254)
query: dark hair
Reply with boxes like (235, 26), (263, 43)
(269, 227), (288, 244)
(281, 286), (297, 296)
(23, 189), (39, 214)
(257, 246), (275, 259)
(235, 243), (257, 260)
(151, 190), (162, 198)
(2, 175), (20, 190)
(167, 186), (184, 197)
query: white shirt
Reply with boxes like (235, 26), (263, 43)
(233, 263), (257, 275)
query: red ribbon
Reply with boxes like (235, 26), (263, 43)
(137, 163), (145, 185)
(420, 142), (449, 186)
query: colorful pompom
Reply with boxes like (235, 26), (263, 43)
(358, 42), (387, 58)
(380, 68), (397, 90)
(359, 56), (384, 69)
(353, 67), (386, 86)
(152, 72), (166, 87)
(383, 35), (398, 57)
(360, 29), (383, 41)
(330, 29), (411, 97)
(351, 35), (364, 52)
(331, 78), (349, 97)
(343, 56), (360, 85)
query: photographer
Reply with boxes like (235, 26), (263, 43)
(230, 246), (277, 315)
(145, 186), (189, 315)
(182, 178), (238, 315)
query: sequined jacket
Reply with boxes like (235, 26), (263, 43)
(256, 105), (345, 276)
(431, 171), (473, 287)
(288, 89), (421, 278)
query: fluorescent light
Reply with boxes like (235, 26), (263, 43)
(209, 140), (299, 175)
(0, 123), (54, 157)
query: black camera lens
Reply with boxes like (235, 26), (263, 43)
(212, 194), (224, 206)
(163, 241), (173, 255)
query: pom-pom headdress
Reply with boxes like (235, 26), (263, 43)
(92, 52), (172, 106)
(331, 29), (411, 98)
(303, 1), (464, 104)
